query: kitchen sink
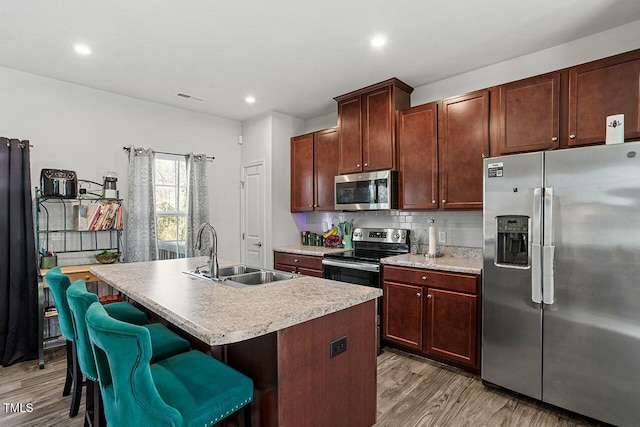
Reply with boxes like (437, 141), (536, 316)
(224, 271), (297, 287)
(184, 265), (297, 287)
(218, 265), (261, 277)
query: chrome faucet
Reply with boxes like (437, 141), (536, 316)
(195, 222), (218, 279)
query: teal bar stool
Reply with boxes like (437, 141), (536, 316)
(44, 267), (149, 418)
(67, 280), (191, 427)
(85, 302), (254, 427)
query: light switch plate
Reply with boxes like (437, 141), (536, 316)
(438, 231), (446, 243)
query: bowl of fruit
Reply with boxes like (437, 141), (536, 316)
(95, 251), (119, 264)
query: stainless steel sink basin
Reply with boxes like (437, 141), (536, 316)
(218, 265), (261, 277)
(225, 271), (296, 287)
(184, 265), (296, 287)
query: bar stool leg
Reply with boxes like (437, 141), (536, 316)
(69, 341), (83, 418)
(243, 403), (252, 427)
(84, 379), (105, 427)
(63, 340), (73, 396)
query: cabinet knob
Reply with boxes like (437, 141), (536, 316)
(432, 200), (436, 204)
(427, 294), (432, 299)
(416, 292), (421, 297)
(314, 204), (319, 207)
(551, 136), (558, 142)
(357, 164), (361, 168)
(294, 259), (298, 263)
(364, 163), (368, 167)
(569, 134), (576, 139)
(309, 205), (313, 208)
(442, 200), (446, 204)
(291, 270), (296, 274)
(481, 153), (487, 159)
(421, 276), (427, 280)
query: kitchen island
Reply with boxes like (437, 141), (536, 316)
(91, 257), (381, 427)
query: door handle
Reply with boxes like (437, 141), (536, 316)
(531, 187), (543, 303)
(253, 242), (262, 247)
(542, 187), (555, 305)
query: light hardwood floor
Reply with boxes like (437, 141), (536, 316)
(0, 347), (602, 426)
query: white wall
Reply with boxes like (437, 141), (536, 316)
(0, 66), (242, 264)
(240, 112), (304, 268)
(303, 112), (337, 134)
(271, 112), (305, 251)
(412, 19), (640, 105)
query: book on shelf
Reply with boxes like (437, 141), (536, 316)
(86, 201), (121, 231)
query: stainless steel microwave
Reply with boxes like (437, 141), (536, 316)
(334, 170), (398, 210)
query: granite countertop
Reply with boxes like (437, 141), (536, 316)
(273, 244), (351, 256)
(90, 257), (380, 346)
(381, 247), (482, 275)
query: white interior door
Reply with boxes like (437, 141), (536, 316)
(241, 162), (265, 267)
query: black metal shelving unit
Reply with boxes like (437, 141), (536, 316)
(34, 188), (123, 368)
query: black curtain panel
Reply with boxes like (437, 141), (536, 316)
(0, 138), (39, 366)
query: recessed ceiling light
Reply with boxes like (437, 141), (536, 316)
(73, 44), (92, 55)
(370, 35), (387, 48)
(245, 96), (256, 104)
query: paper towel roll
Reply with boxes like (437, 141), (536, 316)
(428, 221), (437, 256)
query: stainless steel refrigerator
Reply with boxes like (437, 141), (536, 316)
(482, 141), (640, 426)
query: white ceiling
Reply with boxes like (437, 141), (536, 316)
(2, 1), (640, 122)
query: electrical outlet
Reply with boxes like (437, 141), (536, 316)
(438, 231), (446, 243)
(330, 336), (347, 358)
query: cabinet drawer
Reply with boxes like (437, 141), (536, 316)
(383, 265), (478, 294)
(274, 252), (323, 270)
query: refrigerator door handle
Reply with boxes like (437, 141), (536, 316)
(543, 245), (555, 305)
(531, 187), (543, 303)
(531, 243), (542, 303)
(543, 187), (555, 305)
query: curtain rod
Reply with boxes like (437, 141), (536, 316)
(122, 146), (214, 161)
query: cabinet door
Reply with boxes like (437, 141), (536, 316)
(362, 86), (394, 171)
(274, 263), (297, 274)
(313, 128), (338, 211)
(569, 56), (640, 147)
(498, 73), (560, 154)
(338, 96), (363, 174)
(398, 103), (438, 209)
(297, 267), (324, 278)
(383, 281), (423, 350)
(425, 288), (477, 368)
(438, 90), (489, 210)
(290, 133), (314, 212)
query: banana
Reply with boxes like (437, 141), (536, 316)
(323, 226), (339, 239)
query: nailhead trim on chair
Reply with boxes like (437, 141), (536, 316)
(204, 397), (253, 426)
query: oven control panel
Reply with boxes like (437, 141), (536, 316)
(352, 228), (409, 244)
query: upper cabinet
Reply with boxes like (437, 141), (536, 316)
(397, 103), (438, 210)
(496, 72), (561, 154)
(569, 51), (640, 147)
(290, 128), (338, 212)
(438, 90), (489, 210)
(335, 78), (412, 174)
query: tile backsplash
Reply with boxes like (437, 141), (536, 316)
(305, 210), (483, 248)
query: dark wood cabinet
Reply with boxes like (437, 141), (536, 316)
(313, 128), (339, 211)
(497, 72), (561, 155)
(383, 281), (423, 350)
(273, 251), (324, 278)
(438, 90), (489, 210)
(425, 288), (477, 368)
(569, 52), (640, 147)
(335, 78), (412, 174)
(382, 265), (480, 372)
(397, 102), (438, 209)
(290, 128), (338, 213)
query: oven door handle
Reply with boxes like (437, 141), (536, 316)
(322, 259), (380, 273)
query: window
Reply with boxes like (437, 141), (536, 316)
(154, 154), (187, 259)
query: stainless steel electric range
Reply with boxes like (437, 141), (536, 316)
(322, 228), (410, 353)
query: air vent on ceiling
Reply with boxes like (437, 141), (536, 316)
(176, 92), (206, 102)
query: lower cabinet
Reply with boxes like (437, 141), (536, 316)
(273, 251), (324, 278)
(382, 265), (480, 372)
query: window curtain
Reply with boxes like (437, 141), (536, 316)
(0, 138), (38, 366)
(185, 154), (210, 257)
(125, 146), (158, 262)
